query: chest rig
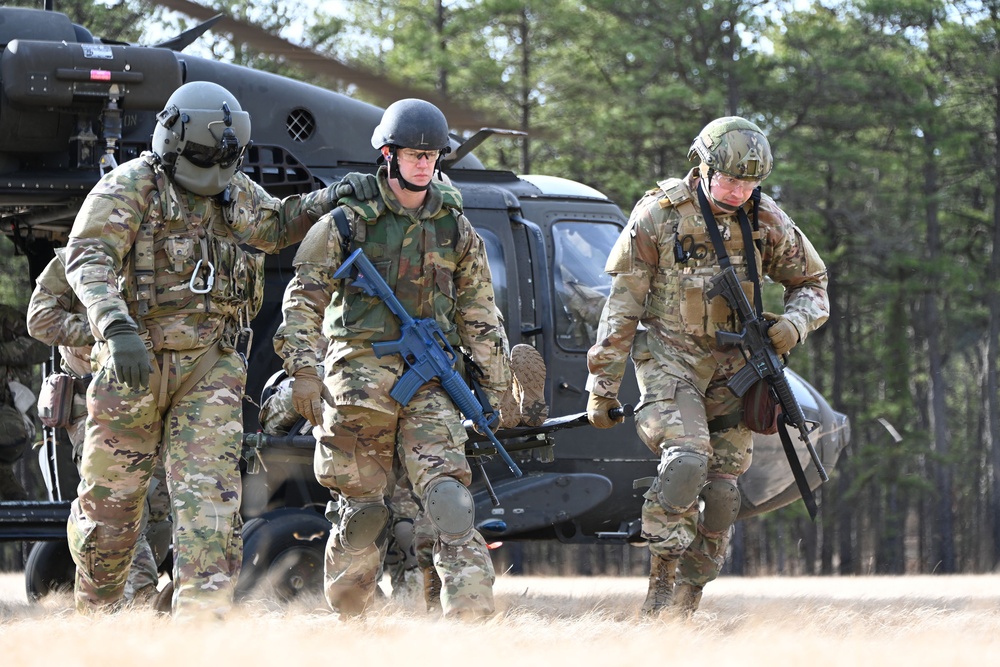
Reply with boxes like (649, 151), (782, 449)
(328, 190), (466, 345)
(646, 178), (764, 338)
(123, 156), (264, 350)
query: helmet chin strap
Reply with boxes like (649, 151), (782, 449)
(387, 147), (430, 192)
(699, 169), (739, 214)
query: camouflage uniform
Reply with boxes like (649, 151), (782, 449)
(64, 152), (338, 618)
(274, 167), (509, 619)
(27, 248), (171, 601)
(587, 168), (828, 601)
(0, 303), (50, 500)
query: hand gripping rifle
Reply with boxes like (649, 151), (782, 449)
(707, 266), (828, 518)
(333, 248), (523, 486)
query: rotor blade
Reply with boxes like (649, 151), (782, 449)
(156, 0), (491, 130)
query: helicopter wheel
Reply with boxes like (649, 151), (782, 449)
(24, 539), (76, 602)
(235, 509), (329, 602)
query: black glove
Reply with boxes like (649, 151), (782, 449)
(103, 321), (150, 390)
(335, 172), (379, 201)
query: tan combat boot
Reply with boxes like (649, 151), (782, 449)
(670, 582), (704, 618)
(423, 565), (442, 612)
(510, 344), (548, 427)
(639, 555), (677, 618)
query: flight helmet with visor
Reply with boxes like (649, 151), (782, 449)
(152, 81), (251, 196)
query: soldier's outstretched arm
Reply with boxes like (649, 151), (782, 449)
(273, 216), (338, 374)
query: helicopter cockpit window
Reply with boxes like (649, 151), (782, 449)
(479, 229), (508, 324)
(552, 221), (618, 351)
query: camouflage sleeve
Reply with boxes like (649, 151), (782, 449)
(453, 217), (510, 395)
(585, 198), (659, 398)
(0, 304), (50, 366)
(64, 161), (150, 339)
(228, 173), (337, 254)
(26, 256), (94, 348)
(758, 195), (830, 342)
(273, 215), (340, 375)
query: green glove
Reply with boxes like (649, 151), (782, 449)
(291, 367), (334, 426)
(103, 321), (150, 390)
(587, 393), (624, 430)
(762, 311), (799, 356)
(335, 172), (379, 201)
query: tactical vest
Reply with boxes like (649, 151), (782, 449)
(121, 155), (264, 349)
(325, 186), (467, 347)
(645, 178), (763, 339)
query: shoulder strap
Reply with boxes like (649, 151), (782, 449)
(331, 206), (352, 258)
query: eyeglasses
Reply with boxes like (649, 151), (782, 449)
(711, 172), (761, 194)
(396, 149), (442, 164)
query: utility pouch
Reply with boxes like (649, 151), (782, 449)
(742, 378), (780, 435)
(37, 372), (76, 429)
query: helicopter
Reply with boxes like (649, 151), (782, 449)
(0, 3), (849, 601)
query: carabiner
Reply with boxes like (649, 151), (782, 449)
(189, 259), (216, 294)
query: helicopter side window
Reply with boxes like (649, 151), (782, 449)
(478, 229), (508, 325)
(552, 221), (618, 351)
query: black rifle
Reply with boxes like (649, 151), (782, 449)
(707, 265), (828, 517)
(332, 248), (523, 480)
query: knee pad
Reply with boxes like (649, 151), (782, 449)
(327, 498), (390, 552)
(423, 478), (475, 543)
(655, 450), (708, 513)
(700, 478), (741, 535)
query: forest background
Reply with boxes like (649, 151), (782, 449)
(2, 0), (999, 579)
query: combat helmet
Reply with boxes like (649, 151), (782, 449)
(371, 98), (451, 192)
(688, 116), (773, 181)
(152, 81), (251, 196)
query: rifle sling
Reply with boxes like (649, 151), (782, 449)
(696, 184), (763, 314)
(778, 415), (819, 520)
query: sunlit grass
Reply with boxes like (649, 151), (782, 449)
(1, 573), (998, 665)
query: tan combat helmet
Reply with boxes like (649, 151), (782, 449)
(688, 116), (773, 181)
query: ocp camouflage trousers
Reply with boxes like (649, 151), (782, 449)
(635, 374), (752, 588)
(68, 345), (246, 618)
(313, 381), (495, 618)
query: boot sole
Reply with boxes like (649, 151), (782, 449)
(510, 344), (548, 427)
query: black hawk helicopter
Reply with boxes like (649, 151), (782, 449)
(0, 2), (849, 600)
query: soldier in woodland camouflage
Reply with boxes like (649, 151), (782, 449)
(27, 248), (171, 603)
(63, 81), (377, 619)
(586, 117), (829, 618)
(275, 98), (510, 620)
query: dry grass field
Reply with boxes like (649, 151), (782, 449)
(1, 571), (998, 665)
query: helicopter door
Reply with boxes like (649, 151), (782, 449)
(550, 221), (620, 352)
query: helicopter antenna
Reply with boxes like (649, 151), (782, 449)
(152, 13), (224, 52)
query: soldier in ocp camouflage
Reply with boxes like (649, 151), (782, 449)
(586, 117), (829, 618)
(27, 248), (171, 604)
(0, 303), (50, 500)
(63, 81), (377, 619)
(274, 98), (510, 620)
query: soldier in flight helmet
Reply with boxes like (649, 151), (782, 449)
(152, 80), (252, 196)
(585, 115), (829, 618)
(62, 80), (377, 620)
